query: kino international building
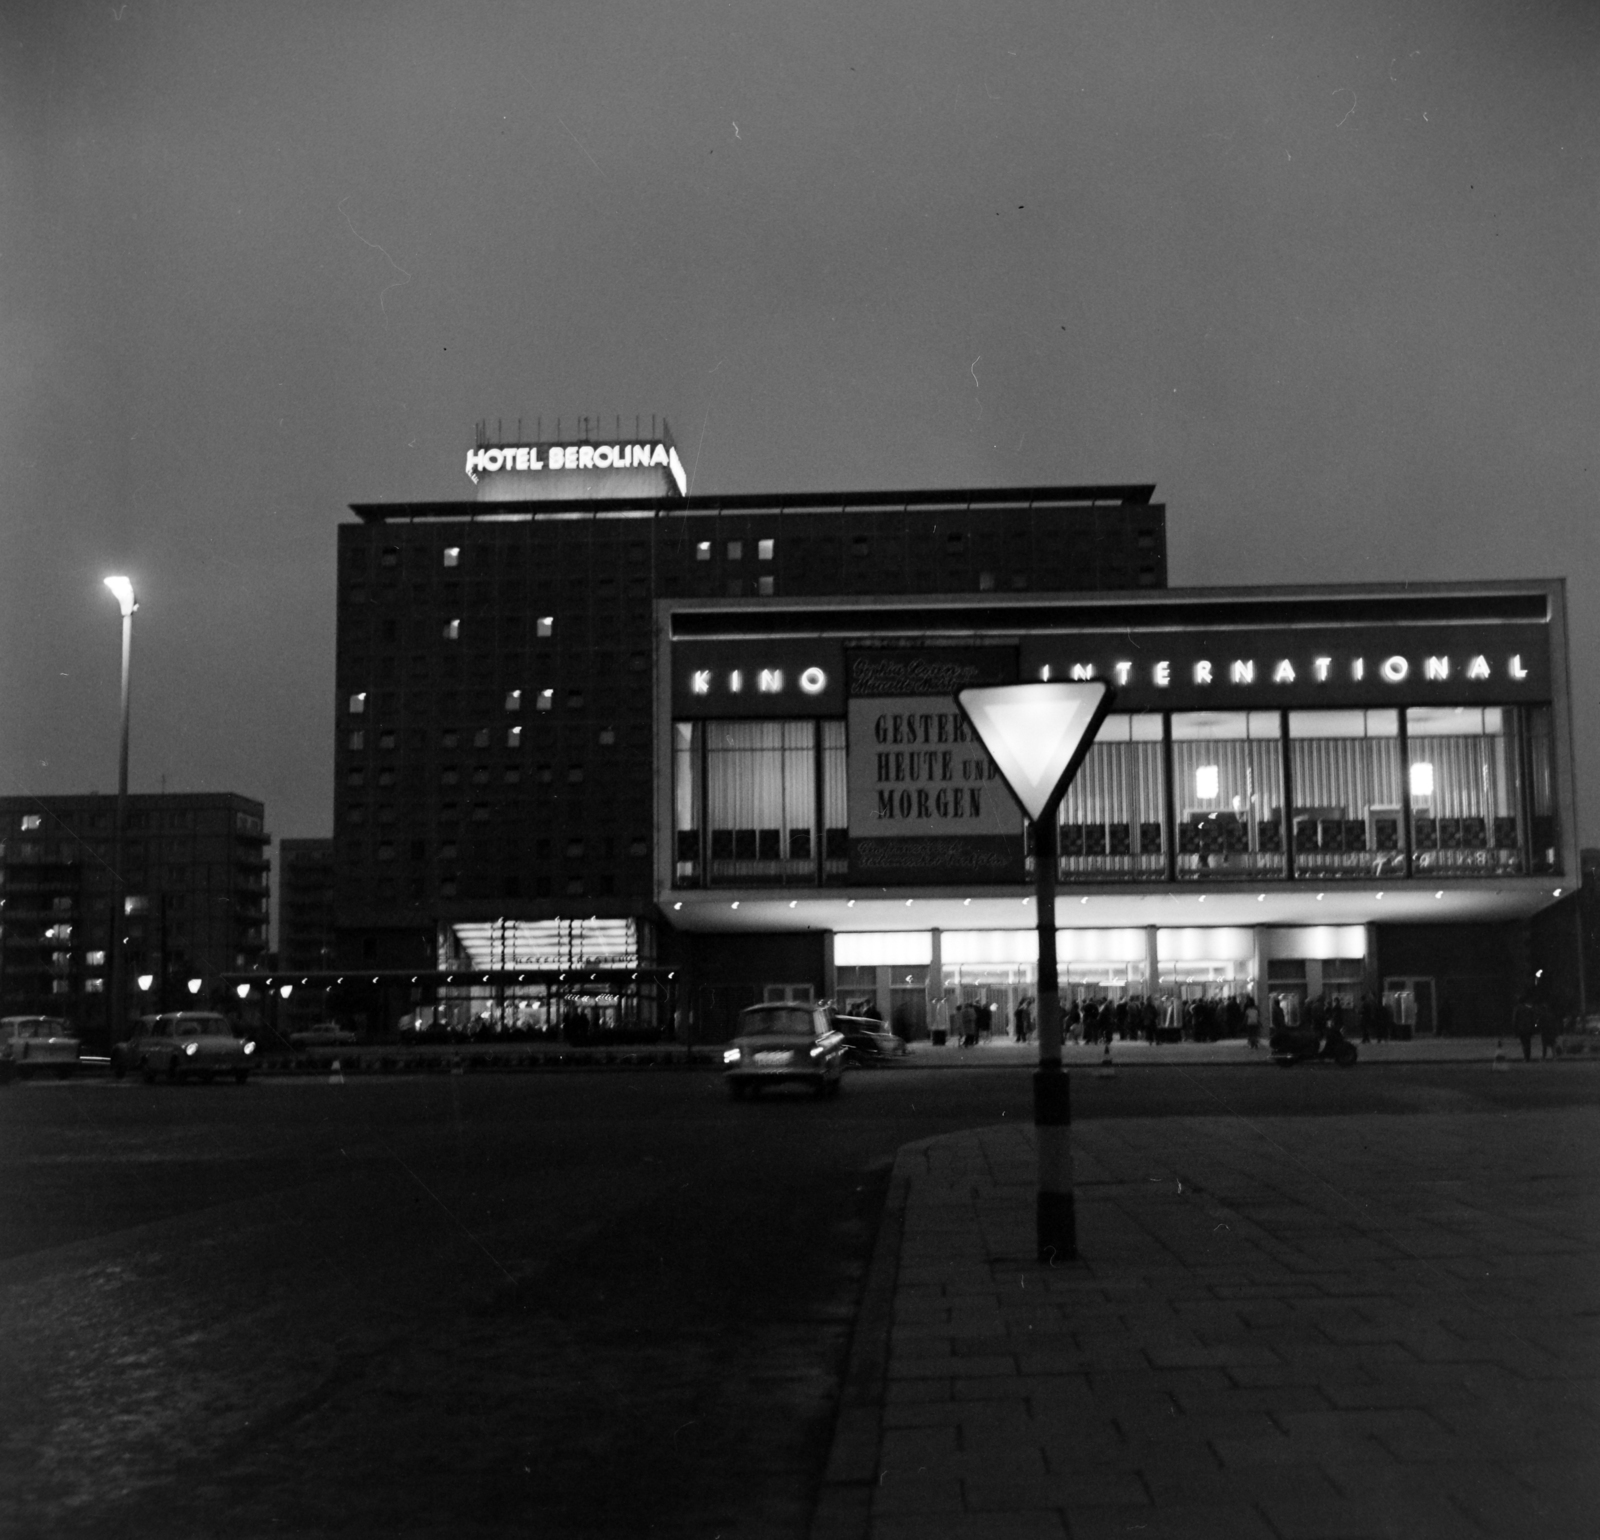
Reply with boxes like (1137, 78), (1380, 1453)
(318, 428), (1576, 1044)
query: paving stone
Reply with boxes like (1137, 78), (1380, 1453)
(963, 1468), (1148, 1510)
(871, 1512), (1068, 1540)
(1062, 1500), (1279, 1540)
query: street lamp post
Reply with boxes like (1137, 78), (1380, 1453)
(956, 680), (1114, 1265)
(104, 576), (137, 1054)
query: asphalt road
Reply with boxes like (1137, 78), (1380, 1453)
(3, 1060), (1596, 1539)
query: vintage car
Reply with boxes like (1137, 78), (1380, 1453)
(830, 1012), (910, 1065)
(288, 1021), (358, 1047)
(113, 1012), (258, 1084)
(723, 1002), (847, 1099)
(0, 1016), (82, 1082)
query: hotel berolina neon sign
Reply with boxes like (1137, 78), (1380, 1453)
(465, 440), (688, 495)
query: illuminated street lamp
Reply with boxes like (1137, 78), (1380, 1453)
(956, 680), (1114, 1264)
(187, 977), (203, 996)
(103, 575), (138, 1054)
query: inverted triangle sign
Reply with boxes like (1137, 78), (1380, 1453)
(956, 681), (1115, 822)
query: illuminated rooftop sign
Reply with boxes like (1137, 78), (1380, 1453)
(465, 440), (687, 497)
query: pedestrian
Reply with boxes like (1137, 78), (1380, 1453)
(1244, 996), (1261, 1050)
(1065, 1000), (1081, 1044)
(1082, 1000), (1100, 1047)
(1013, 997), (1031, 1045)
(958, 999), (977, 1049)
(1512, 994), (1536, 1062)
(1358, 993), (1377, 1044)
(1538, 1002), (1560, 1061)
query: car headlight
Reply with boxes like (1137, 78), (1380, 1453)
(184, 1041), (199, 1056)
(809, 1044), (827, 1059)
(722, 1048), (741, 1064)
(243, 1041), (256, 1055)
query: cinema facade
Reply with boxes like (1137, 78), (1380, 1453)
(315, 438), (1576, 1043)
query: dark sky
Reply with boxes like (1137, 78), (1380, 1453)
(4, 2), (1596, 863)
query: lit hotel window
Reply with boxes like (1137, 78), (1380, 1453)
(505, 689), (522, 712)
(696, 541), (711, 561)
(507, 726), (523, 748)
(20, 814), (41, 831)
(727, 540), (743, 560)
(537, 616), (554, 637)
(444, 619), (460, 640)
(443, 547), (460, 568)
(537, 689), (554, 711)
(348, 692), (367, 715)
(85, 949), (106, 967)
(758, 576), (775, 597)
(758, 539), (774, 561)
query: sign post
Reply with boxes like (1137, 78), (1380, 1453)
(956, 681), (1115, 1263)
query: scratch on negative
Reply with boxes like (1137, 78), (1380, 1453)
(557, 115), (605, 177)
(970, 356), (981, 388)
(338, 198), (411, 313)
(1332, 88), (1357, 128)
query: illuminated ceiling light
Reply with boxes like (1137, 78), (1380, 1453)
(1435, 891), (1444, 899)
(846, 899), (856, 908)
(905, 898), (914, 906)
(1554, 888), (1564, 898)
(788, 900), (797, 908)
(963, 898), (971, 906)
(279, 984), (294, 999)
(1080, 896), (1088, 905)
(1197, 895), (1206, 903)
(729, 901), (740, 910)
(1257, 894), (1265, 902)
(136, 973), (154, 991)
(1409, 761), (1435, 798)
(1375, 892), (1384, 901)
(1195, 764), (1220, 800)
(673, 901), (682, 910)
(1316, 893), (1324, 901)
(187, 977), (203, 994)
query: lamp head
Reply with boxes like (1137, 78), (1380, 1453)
(103, 576), (138, 617)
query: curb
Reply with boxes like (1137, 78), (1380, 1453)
(808, 1148), (917, 1540)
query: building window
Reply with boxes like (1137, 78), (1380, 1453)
(84, 979), (104, 994)
(472, 804), (490, 822)
(757, 576), (775, 597)
(507, 726), (523, 748)
(537, 689), (554, 712)
(758, 538), (774, 561)
(1171, 711), (1286, 880)
(1288, 710), (1403, 878)
(567, 691), (584, 710)
(537, 616), (554, 637)
(348, 731), (365, 751)
(567, 765), (585, 784)
(472, 766), (490, 785)
(566, 839), (584, 858)
(473, 728), (491, 749)
(376, 767), (395, 787)
(346, 805), (367, 824)
(537, 764), (553, 783)
(727, 540), (743, 561)
(505, 689), (522, 712)
(444, 619), (461, 640)
(378, 730), (396, 750)
(1405, 706), (1524, 875)
(696, 541), (711, 561)
(978, 571), (995, 592)
(380, 547), (399, 568)
(598, 728), (615, 745)
(443, 547), (461, 568)
(20, 814), (41, 831)
(504, 767), (521, 784)
(1058, 713), (1166, 882)
(377, 842), (395, 862)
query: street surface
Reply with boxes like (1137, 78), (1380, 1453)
(2, 1060), (1596, 1538)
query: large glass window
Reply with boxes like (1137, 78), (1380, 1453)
(1406, 707), (1522, 875)
(822, 720), (849, 883)
(1171, 711), (1285, 879)
(1288, 710), (1404, 879)
(1058, 713), (1165, 881)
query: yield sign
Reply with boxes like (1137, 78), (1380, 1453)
(956, 681), (1115, 822)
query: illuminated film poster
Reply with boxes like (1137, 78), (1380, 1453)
(845, 647), (1026, 884)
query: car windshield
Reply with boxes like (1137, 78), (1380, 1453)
(15, 1019), (69, 1038)
(739, 1007), (817, 1037)
(176, 1016), (234, 1038)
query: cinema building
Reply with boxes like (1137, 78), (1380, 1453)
(321, 432), (1576, 1042)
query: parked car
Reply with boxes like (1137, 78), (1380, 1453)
(830, 1012), (909, 1065)
(0, 1017), (82, 1082)
(113, 1012), (258, 1084)
(288, 1022), (357, 1047)
(723, 1002), (847, 1099)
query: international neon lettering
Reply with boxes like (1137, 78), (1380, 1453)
(1042, 653), (1535, 689)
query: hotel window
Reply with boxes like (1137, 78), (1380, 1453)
(537, 616), (554, 637)
(1171, 711), (1285, 880)
(507, 726), (523, 749)
(378, 730), (396, 750)
(473, 729), (491, 749)
(598, 728), (615, 745)
(696, 541), (712, 561)
(20, 814), (41, 831)
(443, 547), (460, 568)
(444, 619), (460, 640)
(376, 767), (396, 787)
(348, 731), (365, 751)
(1057, 713), (1165, 881)
(757, 576), (775, 597)
(1406, 706), (1530, 876)
(727, 540), (743, 561)
(537, 689), (554, 711)
(380, 547), (399, 568)
(1288, 710), (1403, 878)
(758, 539), (774, 561)
(505, 689), (522, 712)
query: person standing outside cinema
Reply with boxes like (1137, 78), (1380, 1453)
(1513, 993), (1537, 1062)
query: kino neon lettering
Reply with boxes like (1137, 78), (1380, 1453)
(684, 667), (829, 698)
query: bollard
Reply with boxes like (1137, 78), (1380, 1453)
(1034, 1069), (1075, 1263)
(1492, 1040), (1507, 1072)
(1096, 1047), (1116, 1078)
(328, 1057), (345, 1085)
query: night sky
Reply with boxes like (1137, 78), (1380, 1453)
(5, 3), (1596, 887)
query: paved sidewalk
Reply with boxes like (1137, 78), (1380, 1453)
(899, 1036), (1508, 1069)
(812, 1096), (1600, 1539)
